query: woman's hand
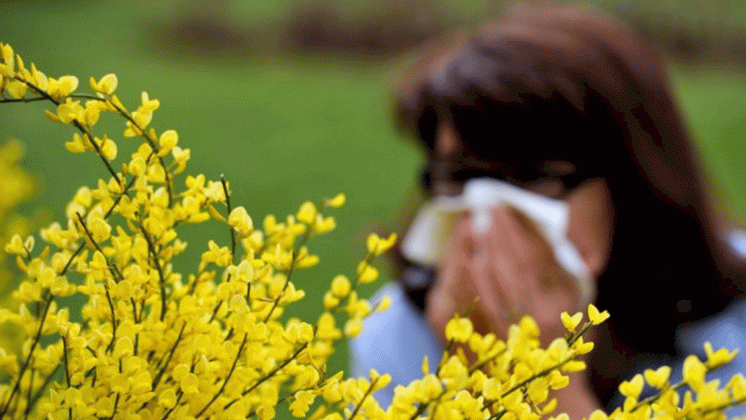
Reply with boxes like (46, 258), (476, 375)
(425, 205), (602, 417)
(425, 205), (580, 347)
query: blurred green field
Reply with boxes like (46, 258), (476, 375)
(2, 0), (746, 386)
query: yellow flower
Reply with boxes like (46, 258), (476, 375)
(588, 304), (610, 325)
(323, 291), (340, 310)
(727, 373), (746, 401)
(618, 374), (644, 400)
(158, 389), (177, 408)
(157, 129), (178, 156)
(289, 389), (316, 417)
(330, 275), (351, 298)
(55, 99), (84, 124)
(257, 405), (275, 420)
(113, 337), (134, 359)
(357, 262), (379, 284)
(296, 201), (317, 225)
(643, 366), (671, 389)
(128, 156), (146, 176)
(4, 234), (25, 255)
(0, 44), (14, 76)
(99, 135), (117, 161)
(344, 317), (363, 338)
(445, 317), (473, 343)
(180, 372), (200, 394)
(704, 342), (738, 369)
(683, 354), (707, 392)
(228, 206), (253, 236)
(325, 193), (346, 208)
(376, 295), (392, 313)
(5, 80), (27, 99)
(366, 233), (397, 256)
(47, 75), (78, 100)
(560, 311), (582, 332)
(312, 214), (336, 234)
(588, 409), (609, 420)
(89, 73), (118, 95)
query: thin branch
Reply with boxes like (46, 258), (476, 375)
(103, 286), (118, 352)
(195, 332), (248, 418)
(138, 225), (167, 321)
(75, 212), (124, 282)
(221, 176), (237, 265)
(61, 334), (71, 387)
(348, 377), (379, 420)
(0, 96), (49, 103)
(151, 322), (186, 391)
(23, 368), (34, 420)
(25, 363), (61, 416)
(223, 342), (309, 410)
(60, 242), (86, 276)
(159, 391), (183, 420)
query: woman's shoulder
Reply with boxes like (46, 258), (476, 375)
(349, 282), (441, 367)
(728, 229), (746, 258)
(348, 282), (442, 407)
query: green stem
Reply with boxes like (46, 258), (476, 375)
(139, 225), (167, 321)
(25, 363), (61, 417)
(0, 96), (49, 103)
(221, 176), (236, 265)
(348, 377), (379, 420)
(223, 342), (309, 410)
(23, 368), (34, 420)
(195, 332), (248, 418)
(75, 212), (124, 282)
(151, 322), (186, 391)
(159, 391), (183, 420)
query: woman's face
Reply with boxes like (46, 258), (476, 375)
(433, 124), (615, 277)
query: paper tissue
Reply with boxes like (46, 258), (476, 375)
(400, 178), (595, 307)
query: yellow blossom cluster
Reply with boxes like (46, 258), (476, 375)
(0, 42), (394, 420)
(0, 41), (744, 420)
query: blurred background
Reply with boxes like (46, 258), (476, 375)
(2, 0), (746, 380)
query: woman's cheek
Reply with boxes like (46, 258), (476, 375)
(565, 178), (614, 278)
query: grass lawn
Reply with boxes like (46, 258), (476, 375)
(2, 0), (746, 395)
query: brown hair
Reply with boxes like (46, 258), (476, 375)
(395, 5), (746, 406)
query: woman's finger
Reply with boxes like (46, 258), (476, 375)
(426, 215), (474, 342)
(464, 243), (506, 332)
(481, 207), (542, 307)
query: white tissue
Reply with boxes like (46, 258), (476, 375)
(401, 178), (595, 307)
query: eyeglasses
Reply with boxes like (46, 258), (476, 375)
(421, 160), (589, 198)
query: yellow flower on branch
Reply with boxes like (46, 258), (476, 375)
(46, 75), (78, 100)
(445, 316), (473, 343)
(588, 303), (610, 325)
(89, 73), (118, 96)
(560, 311), (582, 332)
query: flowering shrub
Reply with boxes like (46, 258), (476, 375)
(0, 42), (745, 420)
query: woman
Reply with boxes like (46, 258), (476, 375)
(350, 5), (746, 417)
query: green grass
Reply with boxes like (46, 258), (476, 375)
(2, 0), (746, 400)
(672, 69), (746, 223)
